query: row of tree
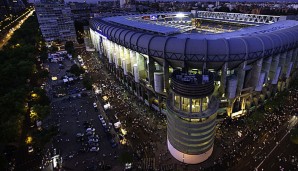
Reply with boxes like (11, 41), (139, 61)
(0, 13), (50, 169)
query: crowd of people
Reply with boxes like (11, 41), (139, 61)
(213, 89), (298, 170)
(87, 54), (172, 168)
(87, 49), (298, 170)
(40, 46), (298, 171)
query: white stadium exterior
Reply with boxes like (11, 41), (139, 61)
(89, 11), (298, 164)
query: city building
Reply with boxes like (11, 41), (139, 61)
(68, 2), (90, 22)
(35, 0), (76, 42)
(89, 11), (298, 163)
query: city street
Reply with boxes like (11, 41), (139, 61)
(0, 8), (34, 49)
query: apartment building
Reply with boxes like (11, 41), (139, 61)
(35, 1), (76, 42)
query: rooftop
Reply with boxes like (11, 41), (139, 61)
(101, 12), (298, 39)
(176, 19), (298, 40)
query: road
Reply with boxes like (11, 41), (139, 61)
(0, 9), (34, 49)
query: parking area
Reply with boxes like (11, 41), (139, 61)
(42, 52), (124, 170)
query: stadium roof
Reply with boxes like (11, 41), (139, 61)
(176, 20), (298, 40)
(89, 12), (298, 68)
(103, 16), (180, 35)
(102, 12), (191, 35)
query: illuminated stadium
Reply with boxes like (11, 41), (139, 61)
(89, 11), (298, 164)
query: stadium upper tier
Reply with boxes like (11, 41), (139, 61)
(89, 12), (298, 65)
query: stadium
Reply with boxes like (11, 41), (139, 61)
(89, 11), (298, 164)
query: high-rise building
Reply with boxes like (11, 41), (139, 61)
(35, 0), (76, 42)
(69, 2), (90, 21)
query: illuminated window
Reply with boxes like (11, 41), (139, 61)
(181, 97), (190, 112)
(192, 99), (201, 113)
(190, 118), (201, 122)
(202, 97), (209, 111)
(174, 95), (180, 109)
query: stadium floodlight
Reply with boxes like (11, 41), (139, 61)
(176, 13), (186, 18)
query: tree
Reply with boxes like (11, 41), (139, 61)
(83, 76), (92, 90)
(40, 46), (48, 61)
(49, 45), (58, 53)
(119, 151), (133, 164)
(65, 41), (74, 54)
(31, 87), (50, 106)
(69, 64), (85, 76)
(31, 104), (50, 120)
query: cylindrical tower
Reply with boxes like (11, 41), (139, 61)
(166, 70), (219, 164)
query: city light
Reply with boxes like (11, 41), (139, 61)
(175, 13), (186, 18)
(30, 109), (38, 120)
(31, 93), (38, 98)
(26, 136), (33, 144)
(120, 128), (127, 135)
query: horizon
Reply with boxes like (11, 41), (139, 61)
(29, 0), (298, 4)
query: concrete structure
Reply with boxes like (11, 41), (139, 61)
(89, 12), (298, 164)
(167, 70), (218, 164)
(35, 1), (76, 42)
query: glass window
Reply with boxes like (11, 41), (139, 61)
(174, 95), (180, 109)
(202, 97), (209, 111)
(181, 97), (190, 112)
(192, 99), (201, 113)
(190, 118), (201, 122)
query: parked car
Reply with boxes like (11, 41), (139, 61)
(86, 131), (94, 136)
(93, 102), (98, 111)
(90, 147), (99, 152)
(76, 133), (84, 137)
(28, 146), (34, 153)
(86, 128), (95, 132)
(98, 115), (104, 122)
(88, 138), (99, 143)
(101, 121), (107, 127)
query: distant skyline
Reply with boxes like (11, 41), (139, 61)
(30, 0), (298, 3)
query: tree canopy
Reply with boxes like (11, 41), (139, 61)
(68, 64), (85, 76)
(0, 13), (51, 169)
(65, 41), (74, 54)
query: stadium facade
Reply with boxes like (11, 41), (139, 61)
(89, 11), (298, 164)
